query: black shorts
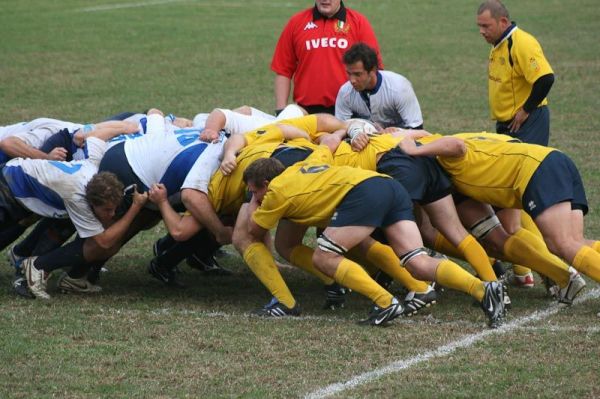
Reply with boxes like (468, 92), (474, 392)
(376, 148), (452, 205)
(523, 151), (588, 218)
(496, 105), (550, 146)
(98, 142), (148, 214)
(329, 177), (414, 228)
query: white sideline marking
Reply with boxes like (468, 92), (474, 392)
(78, 0), (295, 12)
(79, 0), (187, 12)
(305, 287), (600, 399)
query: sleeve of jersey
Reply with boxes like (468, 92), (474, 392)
(514, 34), (554, 84)
(394, 81), (424, 128)
(65, 200), (105, 239)
(252, 189), (290, 230)
(334, 85), (353, 121)
(85, 137), (108, 166)
(146, 113), (166, 136)
(245, 126), (285, 146)
(180, 139), (225, 193)
(270, 17), (298, 78)
(277, 115), (318, 137)
(13, 128), (52, 149)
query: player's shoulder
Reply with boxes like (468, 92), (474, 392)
(513, 27), (543, 46)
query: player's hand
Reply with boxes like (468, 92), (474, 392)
(47, 147), (68, 161)
(172, 117), (193, 128)
(509, 108), (529, 133)
(350, 132), (370, 151)
(398, 137), (418, 155)
(200, 128), (220, 142)
(131, 185), (149, 208)
(220, 152), (237, 175)
(148, 183), (168, 204)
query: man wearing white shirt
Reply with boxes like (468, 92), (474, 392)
(335, 43), (423, 129)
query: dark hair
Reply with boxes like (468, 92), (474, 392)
(343, 42), (379, 72)
(85, 171), (124, 207)
(477, 0), (510, 19)
(243, 158), (285, 187)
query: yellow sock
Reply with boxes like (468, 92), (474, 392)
(289, 245), (334, 285)
(573, 246), (600, 283)
(347, 247), (378, 276)
(503, 229), (569, 287)
(434, 232), (464, 260)
(457, 235), (496, 282)
(435, 259), (485, 301)
(512, 211), (542, 276)
(365, 241), (430, 292)
(512, 264), (532, 276)
(243, 243), (295, 308)
(591, 241), (600, 253)
(334, 258), (393, 308)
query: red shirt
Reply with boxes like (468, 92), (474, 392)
(271, 5), (382, 109)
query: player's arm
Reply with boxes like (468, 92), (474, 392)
(220, 133), (247, 175)
(200, 108), (227, 142)
(181, 188), (232, 245)
(0, 136), (67, 160)
(148, 183), (201, 241)
(274, 75), (292, 112)
(91, 187), (148, 250)
(399, 136), (466, 157)
(318, 129), (346, 153)
(509, 74), (555, 133)
(82, 121), (139, 143)
(277, 123), (310, 140)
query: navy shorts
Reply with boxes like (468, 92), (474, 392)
(523, 151), (588, 218)
(496, 105), (550, 146)
(377, 148), (452, 205)
(329, 176), (414, 228)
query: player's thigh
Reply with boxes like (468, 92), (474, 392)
(423, 195), (468, 246)
(274, 220), (308, 260)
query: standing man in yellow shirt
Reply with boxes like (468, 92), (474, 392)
(477, 1), (554, 146)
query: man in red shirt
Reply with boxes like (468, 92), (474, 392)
(271, 1), (382, 115)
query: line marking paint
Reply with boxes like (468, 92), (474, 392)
(305, 287), (600, 399)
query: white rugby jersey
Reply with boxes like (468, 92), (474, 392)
(3, 137), (107, 238)
(335, 70), (423, 129)
(124, 114), (215, 195)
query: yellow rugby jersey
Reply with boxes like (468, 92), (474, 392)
(488, 27), (553, 122)
(252, 146), (390, 229)
(208, 137), (318, 216)
(436, 136), (555, 209)
(333, 134), (402, 170)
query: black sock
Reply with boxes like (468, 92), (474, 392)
(35, 237), (87, 273)
(15, 218), (74, 257)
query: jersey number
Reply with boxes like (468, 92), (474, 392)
(299, 165), (329, 174)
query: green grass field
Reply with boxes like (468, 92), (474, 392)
(1, 0), (600, 397)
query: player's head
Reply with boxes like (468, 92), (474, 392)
(85, 171), (124, 224)
(315, 0), (342, 18)
(343, 43), (379, 92)
(243, 158), (285, 203)
(477, 1), (511, 44)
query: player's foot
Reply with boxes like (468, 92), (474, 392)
(323, 282), (347, 310)
(510, 271), (534, 288)
(481, 281), (504, 328)
(252, 297), (301, 317)
(7, 246), (25, 275)
(148, 258), (185, 288)
(186, 253), (232, 276)
(359, 297), (403, 326)
(23, 257), (50, 300)
(553, 267), (586, 306)
(13, 276), (34, 299)
(402, 285), (437, 316)
(58, 273), (102, 294)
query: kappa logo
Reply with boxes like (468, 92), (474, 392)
(528, 200), (536, 211)
(304, 21), (318, 30)
(331, 211), (338, 221)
